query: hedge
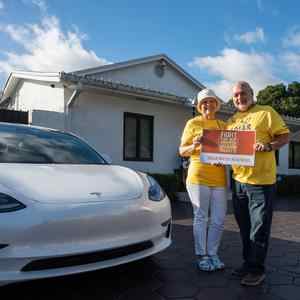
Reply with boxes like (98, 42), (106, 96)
(148, 169), (186, 201)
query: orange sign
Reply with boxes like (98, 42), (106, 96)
(200, 130), (256, 166)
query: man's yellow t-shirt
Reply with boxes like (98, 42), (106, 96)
(180, 116), (227, 187)
(226, 104), (289, 185)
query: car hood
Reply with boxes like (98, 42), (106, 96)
(0, 164), (145, 203)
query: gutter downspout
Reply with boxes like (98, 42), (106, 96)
(64, 82), (82, 132)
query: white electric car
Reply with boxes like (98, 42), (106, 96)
(0, 122), (171, 286)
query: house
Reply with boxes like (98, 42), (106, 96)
(1, 54), (300, 176)
(0, 54), (204, 174)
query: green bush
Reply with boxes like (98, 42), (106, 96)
(276, 175), (300, 195)
(148, 170), (186, 201)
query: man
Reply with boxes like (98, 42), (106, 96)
(227, 81), (289, 286)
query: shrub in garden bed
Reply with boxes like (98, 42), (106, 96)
(148, 170), (186, 201)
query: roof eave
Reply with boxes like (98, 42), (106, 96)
(1, 71), (61, 105)
(61, 72), (192, 107)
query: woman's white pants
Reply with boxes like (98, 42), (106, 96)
(186, 184), (227, 256)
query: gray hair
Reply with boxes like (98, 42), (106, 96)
(234, 81), (254, 96)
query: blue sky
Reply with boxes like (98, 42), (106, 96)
(1, 0), (300, 100)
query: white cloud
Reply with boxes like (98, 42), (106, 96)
(22, 0), (47, 12)
(256, 1), (280, 16)
(204, 80), (233, 102)
(32, 0), (47, 12)
(189, 48), (278, 100)
(234, 27), (265, 44)
(0, 1), (4, 10)
(283, 27), (300, 48)
(224, 32), (232, 46)
(281, 52), (300, 74)
(0, 16), (110, 76)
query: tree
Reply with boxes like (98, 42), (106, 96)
(256, 84), (287, 114)
(281, 97), (300, 117)
(257, 82), (300, 117)
(287, 81), (300, 97)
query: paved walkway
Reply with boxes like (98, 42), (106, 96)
(3, 195), (300, 300)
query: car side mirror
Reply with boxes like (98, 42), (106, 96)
(101, 153), (112, 164)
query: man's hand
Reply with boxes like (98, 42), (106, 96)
(255, 134), (289, 152)
(254, 142), (272, 152)
(211, 163), (223, 167)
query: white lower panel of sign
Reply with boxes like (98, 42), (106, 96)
(200, 152), (255, 166)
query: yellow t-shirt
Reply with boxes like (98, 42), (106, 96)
(180, 116), (227, 187)
(226, 104), (289, 185)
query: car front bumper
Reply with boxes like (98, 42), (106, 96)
(0, 196), (171, 286)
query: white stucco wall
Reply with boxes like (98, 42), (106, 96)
(67, 90), (192, 174)
(91, 61), (199, 98)
(31, 109), (65, 131)
(10, 80), (65, 113)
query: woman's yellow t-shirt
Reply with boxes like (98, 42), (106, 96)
(180, 116), (227, 187)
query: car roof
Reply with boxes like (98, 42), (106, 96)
(0, 122), (90, 146)
(0, 122), (64, 134)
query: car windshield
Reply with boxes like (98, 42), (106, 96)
(0, 125), (107, 164)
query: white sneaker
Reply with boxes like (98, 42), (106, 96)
(197, 256), (214, 272)
(209, 255), (225, 270)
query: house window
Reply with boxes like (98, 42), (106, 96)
(289, 142), (300, 169)
(275, 149), (279, 166)
(123, 112), (153, 161)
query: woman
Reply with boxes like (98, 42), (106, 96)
(179, 88), (227, 272)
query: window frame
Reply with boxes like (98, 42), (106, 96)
(123, 112), (154, 162)
(275, 149), (279, 166)
(289, 142), (300, 169)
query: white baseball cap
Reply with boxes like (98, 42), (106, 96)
(196, 88), (221, 112)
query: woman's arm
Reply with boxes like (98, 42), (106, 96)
(179, 144), (196, 157)
(179, 135), (203, 157)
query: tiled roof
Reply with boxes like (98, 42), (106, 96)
(219, 101), (236, 112)
(60, 72), (192, 105)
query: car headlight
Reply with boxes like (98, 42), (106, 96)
(147, 175), (166, 201)
(0, 193), (26, 213)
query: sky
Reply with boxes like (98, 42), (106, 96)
(1, 0), (300, 100)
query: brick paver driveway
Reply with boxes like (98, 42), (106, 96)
(2, 196), (300, 300)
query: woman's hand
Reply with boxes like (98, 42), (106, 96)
(192, 135), (203, 146)
(179, 135), (203, 157)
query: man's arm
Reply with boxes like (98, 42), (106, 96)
(269, 133), (290, 150)
(255, 133), (289, 152)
